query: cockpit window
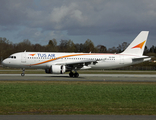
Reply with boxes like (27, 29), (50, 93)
(9, 56), (16, 59)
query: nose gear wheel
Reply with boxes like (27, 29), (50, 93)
(21, 68), (25, 76)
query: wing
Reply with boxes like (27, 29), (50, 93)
(56, 59), (99, 70)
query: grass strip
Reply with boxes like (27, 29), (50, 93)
(0, 81), (156, 115)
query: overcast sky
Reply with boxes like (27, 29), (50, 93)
(0, 0), (156, 48)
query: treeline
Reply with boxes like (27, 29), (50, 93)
(0, 37), (156, 61)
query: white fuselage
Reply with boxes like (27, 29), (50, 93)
(2, 52), (148, 70)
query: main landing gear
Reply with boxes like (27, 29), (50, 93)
(69, 71), (79, 77)
(21, 68), (25, 76)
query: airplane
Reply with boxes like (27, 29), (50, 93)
(2, 31), (151, 77)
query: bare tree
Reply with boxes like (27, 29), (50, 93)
(96, 45), (107, 53)
(117, 42), (129, 53)
(46, 38), (58, 52)
(83, 39), (95, 53)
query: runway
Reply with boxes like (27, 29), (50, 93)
(0, 74), (156, 82)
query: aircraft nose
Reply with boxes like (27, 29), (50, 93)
(2, 60), (5, 66)
(2, 59), (7, 66)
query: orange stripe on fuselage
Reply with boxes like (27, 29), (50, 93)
(29, 53), (96, 66)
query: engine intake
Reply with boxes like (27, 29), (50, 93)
(45, 65), (66, 74)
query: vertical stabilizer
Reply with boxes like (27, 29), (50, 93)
(121, 31), (149, 56)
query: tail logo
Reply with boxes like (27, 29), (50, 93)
(132, 40), (146, 49)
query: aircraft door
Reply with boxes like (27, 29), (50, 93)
(120, 56), (124, 64)
(21, 52), (26, 63)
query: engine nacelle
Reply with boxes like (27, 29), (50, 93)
(45, 65), (66, 74)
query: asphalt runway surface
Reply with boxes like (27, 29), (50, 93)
(0, 74), (156, 82)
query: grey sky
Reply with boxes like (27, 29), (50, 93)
(0, 0), (156, 48)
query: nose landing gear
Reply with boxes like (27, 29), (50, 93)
(21, 68), (25, 76)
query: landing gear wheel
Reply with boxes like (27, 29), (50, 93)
(69, 72), (74, 77)
(21, 73), (25, 76)
(21, 68), (25, 77)
(74, 72), (79, 77)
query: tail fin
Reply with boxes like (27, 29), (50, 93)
(121, 31), (149, 56)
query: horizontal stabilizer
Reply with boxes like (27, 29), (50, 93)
(132, 56), (151, 63)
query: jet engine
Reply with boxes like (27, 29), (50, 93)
(45, 65), (66, 74)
